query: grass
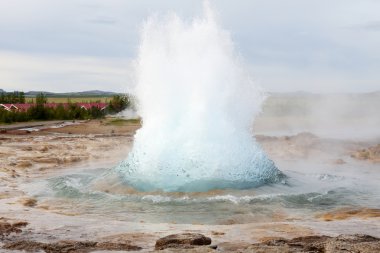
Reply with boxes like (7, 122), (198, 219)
(26, 96), (113, 103)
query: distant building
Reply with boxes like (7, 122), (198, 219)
(0, 104), (18, 111)
(0, 103), (108, 112)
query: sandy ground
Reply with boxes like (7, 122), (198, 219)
(0, 119), (379, 252)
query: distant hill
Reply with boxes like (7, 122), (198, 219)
(0, 89), (4, 93)
(25, 91), (56, 96)
(25, 90), (119, 97)
(269, 91), (380, 97)
(62, 90), (118, 96)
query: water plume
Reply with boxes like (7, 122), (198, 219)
(117, 2), (282, 192)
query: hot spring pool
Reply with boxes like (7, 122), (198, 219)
(21, 159), (380, 225)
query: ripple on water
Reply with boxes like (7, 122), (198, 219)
(20, 166), (378, 225)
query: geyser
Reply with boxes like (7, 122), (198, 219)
(117, 3), (282, 192)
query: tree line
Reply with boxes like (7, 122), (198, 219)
(0, 92), (131, 124)
(0, 91), (26, 103)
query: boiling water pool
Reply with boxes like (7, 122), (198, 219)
(21, 160), (380, 225)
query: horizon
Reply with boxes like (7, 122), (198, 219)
(1, 88), (380, 95)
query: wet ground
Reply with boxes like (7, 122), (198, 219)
(0, 116), (379, 252)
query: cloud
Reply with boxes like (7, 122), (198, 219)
(87, 17), (117, 25)
(0, 0), (379, 92)
(346, 21), (380, 31)
(0, 51), (133, 92)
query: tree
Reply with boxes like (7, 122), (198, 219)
(36, 93), (47, 105)
(108, 95), (130, 114)
(0, 91), (25, 103)
(54, 104), (68, 120)
(19, 92), (25, 103)
(89, 106), (104, 119)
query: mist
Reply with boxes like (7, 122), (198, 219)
(254, 92), (380, 140)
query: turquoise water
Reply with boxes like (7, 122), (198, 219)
(23, 161), (380, 225)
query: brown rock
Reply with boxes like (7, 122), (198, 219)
(16, 161), (33, 168)
(155, 233), (212, 250)
(247, 234), (380, 253)
(325, 234), (380, 253)
(3, 240), (96, 253)
(19, 197), (37, 207)
(0, 219), (28, 238)
(158, 246), (215, 252)
(32, 157), (60, 164)
(96, 241), (142, 251)
(3, 240), (142, 252)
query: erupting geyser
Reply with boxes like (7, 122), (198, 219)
(117, 2), (282, 192)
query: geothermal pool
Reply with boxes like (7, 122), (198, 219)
(20, 155), (380, 226)
(15, 2), (380, 239)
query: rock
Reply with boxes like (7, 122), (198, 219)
(40, 145), (49, 152)
(155, 233), (212, 250)
(3, 240), (142, 252)
(216, 242), (252, 252)
(3, 240), (96, 253)
(209, 245), (217, 249)
(246, 234), (380, 253)
(96, 241), (142, 251)
(351, 144), (380, 162)
(0, 219), (28, 238)
(32, 157), (60, 164)
(325, 234), (380, 253)
(19, 197), (37, 207)
(158, 246), (215, 252)
(16, 161), (33, 168)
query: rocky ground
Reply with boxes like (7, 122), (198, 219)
(0, 119), (379, 252)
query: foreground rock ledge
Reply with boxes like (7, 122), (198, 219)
(247, 234), (380, 253)
(3, 240), (142, 252)
(155, 234), (380, 252)
(155, 233), (212, 250)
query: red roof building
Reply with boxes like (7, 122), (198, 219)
(12, 104), (34, 111)
(0, 104), (18, 111)
(0, 103), (108, 112)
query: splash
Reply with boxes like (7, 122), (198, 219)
(117, 2), (282, 192)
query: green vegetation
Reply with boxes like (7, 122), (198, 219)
(0, 91), (133, 124)
(107, 95), (131, 114)
(26, 97), (112, 103)
(0, 91), (26, 103)
(0, 103), (103, 124)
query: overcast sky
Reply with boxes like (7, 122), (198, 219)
(0, 0), (379, 93)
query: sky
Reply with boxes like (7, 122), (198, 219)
(0, 0), (379, 93)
